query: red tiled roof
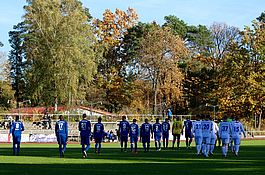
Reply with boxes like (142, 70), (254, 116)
(9, 106), (113, 116)
(79, 106), (113, 116)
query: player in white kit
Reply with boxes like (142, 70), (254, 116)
(201, 114), (213, 157)
(219, 115), (232, 158)
(231, 116), (246, 157)
(209, 117), (219, 155)
(192, 114), (202, 156)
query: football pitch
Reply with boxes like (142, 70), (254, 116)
(0, 140), (264, 175)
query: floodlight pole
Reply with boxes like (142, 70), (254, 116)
(206, 103), (218, 120)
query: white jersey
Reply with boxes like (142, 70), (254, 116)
(201, 120), (213, 137)
(211, 121), (219, 138)
(219, 121), (232, 138)
(192, 120), (202, 137)
(231, 121), (245, 138)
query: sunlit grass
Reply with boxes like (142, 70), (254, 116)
(0, 140), (264, 175)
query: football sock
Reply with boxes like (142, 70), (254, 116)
(143, 143), (146, 151)
(235, 145), (239, 154)
(131, 143), (134, 151)
(147, 143), (150, 151)
(85, 144), (90, 152)
(222, 146), (226, 156)
(196, 145), (200, 154)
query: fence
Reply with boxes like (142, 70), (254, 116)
(1, 113), (264, 142)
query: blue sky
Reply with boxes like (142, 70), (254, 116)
(0, 0), (264, 54)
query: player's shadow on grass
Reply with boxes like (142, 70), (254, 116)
(0, 146), (264, 175)
(0, 145), (265, 161)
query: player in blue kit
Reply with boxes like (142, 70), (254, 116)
(55, 115), (68, 158)
(129, 119), (139, 153)
(9, 115), (24, 156)
(183, 117), (193, 149)
(140, 118), (153, 152)
(79, 113), (91, 158)
(93, 117), (104, 154)
(119, 115), (130, 152)
(162, 118), (170, 149)
(153, 118), (162, 151)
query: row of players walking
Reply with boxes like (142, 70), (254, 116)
(9, 113), (245, 158)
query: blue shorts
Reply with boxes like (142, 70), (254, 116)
(162, 133), (169, 140)
(185, 131), (192, 138)
(81, 135), (90, 145)
(130, 136), (138, 143)
(154, 134), (161, 141)
(94, 137), (102, 143)
(142, 136), (150, 143)
(120, 135), (128, 142)
(13, 135), (21, 144)
(57, 134), (67, 145)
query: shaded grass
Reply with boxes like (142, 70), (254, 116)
(0, 140), (264, 175)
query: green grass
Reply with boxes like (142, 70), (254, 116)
(0, 140), (265, 175)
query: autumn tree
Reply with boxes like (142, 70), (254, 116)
(183, 23), (240, 114)
(0, 50), (14, 111)
(216, 13), (265, 129)
(92, 8), (138, 112)
(138, 25), (188, 114)
(23, 0), (98, 106)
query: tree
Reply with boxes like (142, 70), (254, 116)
(0, 53), (14, 111)
(163, 15), (188, 39)
(208, 22), (240, 69)
(183, 23), (240, 114)
(23, 0), (98, 106)
(215, 13), (265, 128)
(8, 22), (26, 108)
(138, 25), (188, 114)
(92, 8), (138, 112)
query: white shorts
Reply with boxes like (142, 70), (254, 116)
(221, 138), (230, 145)
(202, 137), (210, 144)
(210, 137), (216, 145)
(232, 137), (241, 145)
(195, 136), (202, 145)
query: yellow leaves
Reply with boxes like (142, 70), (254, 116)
(139, 26), (187, 102)
(93, 8), (138, 47)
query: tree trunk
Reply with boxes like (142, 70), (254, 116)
(258, 110), (262, 131)
(154, 89), (157, 115)
(254, 113), (257, 129)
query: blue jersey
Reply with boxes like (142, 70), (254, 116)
(167, 110), (172, 118)
(141, 123), (153, 137)
(93, 122), (104, 138)
(55, 120), (68, 137)
(184, 120), (193, 133)
(10, 121), (24, 136)
(119, 120), (130, 136)
(153, 123), (162, 135)
(162, 121), (170, 134)
(79, 119), (91, 136)
(129, 123), (139, 137)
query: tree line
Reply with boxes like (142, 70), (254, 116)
(0, 0), (264, 129)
